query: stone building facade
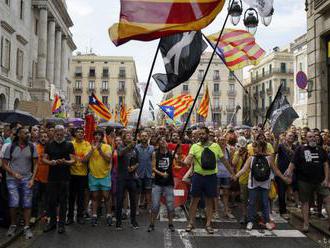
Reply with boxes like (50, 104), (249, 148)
(69, 54), (141, 118)
(0, 0), (76, 111)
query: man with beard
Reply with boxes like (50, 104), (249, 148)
(3, 128), (38, 239)
(42, 125), (75, 234)
(286, 131), (330, 233)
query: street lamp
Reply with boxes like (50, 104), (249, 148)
(244, 8), (259, 35)
(228, 0), (243, 26)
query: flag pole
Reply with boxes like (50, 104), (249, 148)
(134, 42), (161, 140)
(262, 83), (283, 129)
(174, 0), (235, 153)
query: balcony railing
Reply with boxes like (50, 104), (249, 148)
(102, 73), (109, 78)
(283, 87), (290, 95)
(181, 89), (190, 94)
(101, 88), (109, 94)
(73, 88), (82, 94)
(226, 106), (235, 112)
(213, 76), (220, 82)
(72, 103), (84, 110)
(212, 106), (222, 112)
(251, 68), (294, 83)
(87, 88), (95, 93)
(118, 73), (126, 79)
(75, 72), (82, 78)
(227, 90), (237, 97)
(260, 90), (265, 98)
(213, 90), (221, 96)
(266, 87), (272, 95)
(88, 72), (96, 78)
(117, 87), (126, 95)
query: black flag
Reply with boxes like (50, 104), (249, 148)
(265, 84), (299, 136)
(153, 31), (207, 93)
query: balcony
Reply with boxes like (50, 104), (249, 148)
(101, 88), (109, 94)
(102, 73), (109, 78)
(87, 88), (95, 93)
(88, 72), (96, 78)
(73, 88), (82, 94)
(283, 87), (290, 95)
(266, 87), (272, 95)
(213, 76), (220, 82)
(253, 92), (258, 99)
(117, 87), (126, 95)
(75, 72), (82, 78)
(251, 68), (294, 83)
(212, 106), (222, 112)
(227, 90), (237, 97)
(226, 106), (235, 112)
(72, 103), (84, 110)
(213, 90), (221, 96)
(260, 90), (265, 98)
(181, 89), (190, 94)
(118, 73), (126, 79)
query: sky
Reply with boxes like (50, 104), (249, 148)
(66, 0), (307, 106)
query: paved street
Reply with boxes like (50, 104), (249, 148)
(8, 207), (321, 248)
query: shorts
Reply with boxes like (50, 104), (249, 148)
(298, 180), (330, 203)
(191, 173), (217, 198)
(137, 178), (153, 192)
(88, 174), (111, 192)
(151, 184), (174, 213)
(240, 184), (249, 205)
(217, 177), (231, 189)
(7, 177), (32, 208)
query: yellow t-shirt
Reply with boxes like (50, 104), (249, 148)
(89, 143), (112, 178)
(189, 142), (223, 176)
(71, 140), (91, 176)
(233, 151), (249, 185)
(247, 142), (274, 156)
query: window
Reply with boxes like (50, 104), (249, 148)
(88, 81), (95, 90)
(262, 98), (265, 109)
(102, 67), (109, 77)
(269, 80), (272, 89)
(34, 19), (38, 35)
(262, 83), (265, 91)
(214, 97), (220, 108)
(75, 66), (82, 77)
(75, 96), (81, 105)
(89, 67), (95, 77)
(5, 0), (10, 6)
(1, 37), (11, 72)
(228, 71), (234, 80)
(280, 63), (286, 73)
(102, 96), (108, 105)
(182, 84), (188, 91)
(75, 80), (81, 89)
(214, 83), (219, 92)
(228, 98), (235, 108)
(213, 70), (220, 81)
(269, 64), (272, 73)
(119, 67), (126, 78)
(229, 84), (235, 91)
(268, 96), (272, 106)
(280, 79), (287, 88)
(256, 71), (258, 78)
(102, 81), (108, 90)
(19, 0), (24, 20)
(16, 49), (24, 80)
(198, 70), (204, 80)
(119, 81), (125, 90)
(262, 68), (265, 77)
(213, 113), (221, 123)
(118, 96), (125, 106)
(299, 62), (303, 71)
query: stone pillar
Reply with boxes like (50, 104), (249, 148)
(60, 36), (67, 96)
(54, 29), (62, 88)
(37, 8), (48, 78)
(46, 20), (56, 84)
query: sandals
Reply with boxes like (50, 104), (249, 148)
(205, 225), (214, 234)
(185, 223), (194, 232)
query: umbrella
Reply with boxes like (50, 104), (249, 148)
(0, 110), (39, 126)
(45, 117), (67, 125)
(67, 118), (84, 127)
(98, 121), (123, 129)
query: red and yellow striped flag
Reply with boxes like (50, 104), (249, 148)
(120, 105), (128, 127)
(109, 0), (226, 46)
(207, 29), (265, 71)
(197, 86), (210, 118)
(160, 94), (194, 119)
(88, 93), (112, 121)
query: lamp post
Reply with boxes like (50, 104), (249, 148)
(228, 0), (274, 35)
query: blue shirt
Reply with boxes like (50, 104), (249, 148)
(135, 144), (154, 179)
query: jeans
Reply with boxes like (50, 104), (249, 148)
(247, 187), (270, 223)
(7, 177), (32, 208)
(116, 179), (137, 224)
(47, 181), (69, 226)
(151, 185), (174, 214)
(68, 175), (87, 219)
(275, 176), (287, 214)
(32, 181), (48, 218)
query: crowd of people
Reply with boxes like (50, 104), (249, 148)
(0, 121), (330, 240)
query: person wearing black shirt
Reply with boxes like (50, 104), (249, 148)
(286, 131), (330, 233)
(42, 125), (75, 234)
(148, 136), (174, 232)
(115, 132), (139, 230)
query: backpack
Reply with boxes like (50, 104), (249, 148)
(9, 142), (35, 172)
(201, 147), (216, 170)
(251, 155), (270, 182)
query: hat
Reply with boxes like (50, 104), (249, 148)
(237, 136), (247, 148)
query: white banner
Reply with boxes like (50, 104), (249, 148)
(243, 0), (274, 17)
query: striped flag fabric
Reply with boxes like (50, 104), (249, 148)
(89, 93), (112, 121)
(197, 85), (210, 118)
(159, 94), (194, 119)
(206, 29), (265, 71)
(51, 94), (62, 114)
(109, 0), (226, 46)
(120, 105), (128, 127)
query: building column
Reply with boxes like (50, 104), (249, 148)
(46, 19), (56, 84)
(54, 29), (62, 88)
(60, 36), (68, 96)
(37, 8), (48, 78)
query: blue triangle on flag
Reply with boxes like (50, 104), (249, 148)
(159, 105), (175, 120)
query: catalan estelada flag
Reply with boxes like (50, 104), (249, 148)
(197, 85), (210, 118)
(120, 105), (128, 127)
(89, 93), (112, 121)
(109, 0), (226, 46)
(51, 94), (62, 114)
(206, 29), (265, 71)
(159, 95), (194, 120)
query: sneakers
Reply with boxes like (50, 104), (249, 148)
(265, 222), (273, 231)
(246, 222), (253, 230)
(30, 217), (36, 224)
(24, 226), (33, 240)
(147, 224), (155, 232)
(7, 225), (17, 237)
(106, 216), (113, 226)
(91, 216), (98, 227)
(131, 221), (139, 230)
(225, 212), (235, 219)
(116, 223), (123, 231)
(168, 224), (175, 232)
